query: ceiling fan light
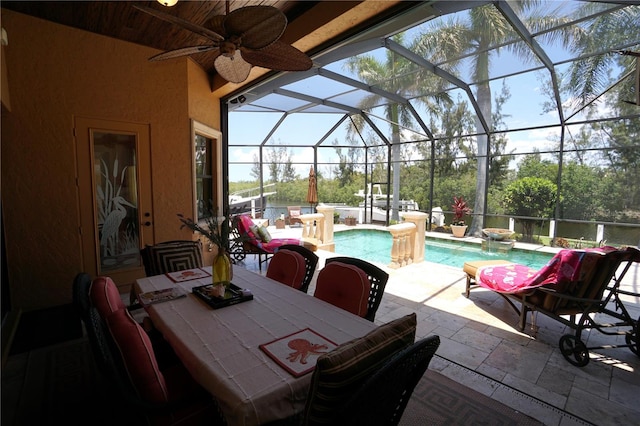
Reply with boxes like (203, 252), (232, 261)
(215, 50), (252, 84)
(157, 0), (178, 7)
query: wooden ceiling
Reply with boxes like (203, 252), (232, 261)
(1, 1), (413, 91)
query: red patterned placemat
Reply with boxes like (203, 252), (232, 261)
(260, 328), (338, 377)
(166, 268), (211, 283)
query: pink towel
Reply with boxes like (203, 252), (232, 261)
(477, 247), (617, 294)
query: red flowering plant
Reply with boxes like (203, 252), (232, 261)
(451, 196), (472, 226)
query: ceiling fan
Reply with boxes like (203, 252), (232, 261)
(133, 4), (313, 83)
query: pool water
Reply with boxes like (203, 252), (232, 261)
(334, 229), (553, 270)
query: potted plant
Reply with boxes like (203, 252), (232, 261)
(345, 215), (357, 226)
(177, 212), (232, 296)
(451, 196), (471, 237)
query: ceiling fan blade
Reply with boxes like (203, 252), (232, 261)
(206, 15), (227, 37)
(214, 50), (252, 83)
(241, 41), (312, 72)
(224, 6), (286, 50)
(133, 5), (224, 42)
(150, 46), (219, 61)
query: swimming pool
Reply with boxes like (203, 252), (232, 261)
(333, 229), (554, 270)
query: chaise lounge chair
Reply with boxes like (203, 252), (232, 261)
(467, 246), (640, 366)
(229, 214), (310, 270)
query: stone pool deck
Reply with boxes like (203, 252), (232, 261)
(241, 223), (640, 426)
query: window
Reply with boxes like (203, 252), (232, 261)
(192, 121), (222, 221)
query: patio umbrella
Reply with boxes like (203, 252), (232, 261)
(306, 166), (318, 212)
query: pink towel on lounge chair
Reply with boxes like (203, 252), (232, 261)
(477, 247), (617, 294)
(237, 215), (302, 253)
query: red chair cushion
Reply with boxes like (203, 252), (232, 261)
(106, 308), (169, 404)
(315, 262), (371, 317)
(266, 249), (306, 290)
(90, 276), (126, 318)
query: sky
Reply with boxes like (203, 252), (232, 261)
(226, 1), (632, 183)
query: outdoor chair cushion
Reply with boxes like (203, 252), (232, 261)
(106, 308), (209, 406)
(90, 276), (126, 318)
(314, 262), (371, 317)
(266, 249), (307, 290)
(237, 214), (302, 253)
(303, 313), (417, 425)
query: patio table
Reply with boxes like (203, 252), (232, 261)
(134, 266), (376, 426)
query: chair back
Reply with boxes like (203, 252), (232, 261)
(337, 335), (441, 426)
(140, 240), (203, 276)
(72, 272), (93, 323)
(325, 257), (389, 321)
(315, 262), (371, 318)
(542, 246), (640, 314)
(266, 249), (307, 290)
(276, 244), (319, 293)
(90, 276), (126, 318)
(105, 308), (171, 404)
(84, 305), (158, 412)
(287, 206), (303, 225)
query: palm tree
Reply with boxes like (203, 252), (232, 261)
(567, 4), (640, 109)
(411, 1), (575, 235)
(344, 34), (447, 221)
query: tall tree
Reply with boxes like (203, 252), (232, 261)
(412, 1), (574, 235)
(344, 34), (447, 221)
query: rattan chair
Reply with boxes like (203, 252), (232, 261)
(277, 244), (319, 293)
(336, 335), (441, 426)
(325, 257), (389, 322)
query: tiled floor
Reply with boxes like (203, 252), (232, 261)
(239, 224), (640, 426)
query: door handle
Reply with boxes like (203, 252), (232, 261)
(143, 221), (152, 227)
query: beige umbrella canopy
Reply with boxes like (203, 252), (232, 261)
(306, 166), (318, 210)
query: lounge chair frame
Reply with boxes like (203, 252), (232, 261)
(468, 247), (639, 367)
(228, 215), (271, 270)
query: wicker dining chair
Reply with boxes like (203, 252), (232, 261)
(324, 257), (389, 322)
(276, 244), (319, 293)
(337, 335), (441, 426)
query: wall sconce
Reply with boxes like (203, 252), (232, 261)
(157, 0), (178, 6)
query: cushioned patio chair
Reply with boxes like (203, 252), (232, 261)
(338, 335), (441, 425)
(229, 214), (307, 270)
(266, 249), (307, 291)
(276, 244), (319, 293)
(302, 313), (419, 425)
(314, 261), (371, 318)
(470, 246), (640, 366)
(84, 305), (224, 425)
(325, 256), (389, 322)
(286, 206), (303, 227)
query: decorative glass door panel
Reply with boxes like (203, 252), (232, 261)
(93, 132), (140, 272)
(76, 117), (153, 288)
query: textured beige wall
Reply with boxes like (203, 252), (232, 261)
(1, 10), (220, 310)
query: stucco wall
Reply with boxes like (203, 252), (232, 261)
(1, 10), (220, 310)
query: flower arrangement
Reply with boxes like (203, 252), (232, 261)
(451, 196), (471, 226)
(177, 213), (225, 250)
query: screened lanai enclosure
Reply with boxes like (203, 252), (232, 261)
(224, 0), (640, 248)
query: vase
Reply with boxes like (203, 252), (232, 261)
(212, 249), (232, 289)
(451, 225), (467, 238)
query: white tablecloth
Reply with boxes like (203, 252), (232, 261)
(135, 267), (376, 426)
